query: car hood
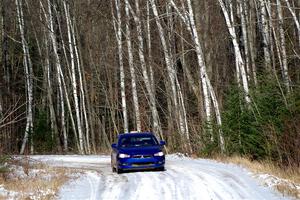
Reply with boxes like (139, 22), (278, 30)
(119, 146), (162, 155)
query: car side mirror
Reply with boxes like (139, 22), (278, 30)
(160, 141), (166, 146)
(111, 143), (117, 149)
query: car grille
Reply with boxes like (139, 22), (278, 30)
(132, 162), (154, 166)
(132, 154), (152, 159)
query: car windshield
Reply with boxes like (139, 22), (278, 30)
(119, 135), (158, 148)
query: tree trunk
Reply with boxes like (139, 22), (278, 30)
(258, 0), (272, 70)
(43, 0), (64, 152)
(128, 0), (163, 139)
(283, 0), (300, 47)
(63, 0), (85, 154)
(125, 0), (141, 132)
(276, 0), (291, 92)
(113, 0), (129, 133)
(16, 0), (34, 154)
(217, 0), (251, 104)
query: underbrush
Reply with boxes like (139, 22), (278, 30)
(0, 157), (78, 200)
(215, 155), (300, 199)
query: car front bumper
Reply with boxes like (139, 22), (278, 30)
(117, 156), (165, 170)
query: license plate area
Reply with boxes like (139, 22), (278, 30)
(132, 162), (154, 167)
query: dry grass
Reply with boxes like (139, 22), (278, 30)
(215, 155), (300, 199)
(0, 158), (79, 200)
(0, 196), (6, 200)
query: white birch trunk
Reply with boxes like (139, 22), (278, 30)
(239, 0), (250, 81)
(217, 0), (251, 104)
(267, 0), (277, 70)
(55, 6), (80, 151)
(149, 0), (178, 113)
(180, 19), (204, 121)
(276, 0), (291, 92)
(17, 0), (34, 154)
(169, 0), (212, 124)
(145, 2), (160, 136)
(228, 0), (241, 86)
(63, 1), (84, 154)
(39, 2), (60, 152)
(259, 0), (272, 70)
(175, 77), (192, 153)
(170, 0), (225, 151)
(71, 19), (90, 153)
(283, 0), (300, 47)
(60, 66), (80, 151)
(150, 1), (184, 149)
(113, 0), (129, 133)
(44, 40), (61, 151)
(248, 0), (258, 85)
(166, 2), (191, 151)
(146, 1), (155, 94)
(127, 0), (163, 139)
(112, 0), (128, 133)
(43, 0), (67, 151)
(186, 0), (225, 151)
(125, 0), (141, 132)
(206, 77), (225, 152)
(264, 4), (283, 72)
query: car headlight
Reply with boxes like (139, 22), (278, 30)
(154, 151), (164, 156)
(119, 153), (130, 158)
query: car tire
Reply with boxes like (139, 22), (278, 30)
(158, 167), (165, 171)
(116, 167), (123, 174)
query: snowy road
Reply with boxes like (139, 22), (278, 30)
(31, 155), (290, 200)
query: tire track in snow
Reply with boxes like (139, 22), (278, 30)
(171, 161), (257, 199)
(30, 155), (291, 200)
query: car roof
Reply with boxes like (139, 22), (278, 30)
(118, 132), (154, 138)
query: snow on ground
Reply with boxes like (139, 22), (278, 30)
(0, 166), (57, 200)
(28, 154), (294, 200)
(0, 157), (72, 200)
(0, 184), (19, 200)
(254, 173), (300, 190)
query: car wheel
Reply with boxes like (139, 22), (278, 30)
(116, 167), (123, 174)
(158, 167), (165, 171)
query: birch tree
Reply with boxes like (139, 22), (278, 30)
(149, 0), (192, 147)
(238, 0), (250, 81)
(124, 0), (141, 132)
(43, 27), (60, 152)
(63, 0), (85, 154)
(16, 0), (34, 154)
(247, 0), (258, 85)
(169, 0), (225, 151)
(217, 0), (250, 104)
(55, 5), (81, 151)
(41, 0), (67, 151)
(112, 0), (129, 133)
(127, 0), (163, 139)
(283, 0), (300, 47)
(276, 0), (291, 92)
(149, 0), (178, 109)
(187, 0), (225, 151)
(71, 19), (91, 153)
(258, 0), (272, 70)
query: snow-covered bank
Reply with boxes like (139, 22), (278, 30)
(27, 154), (293, 200)
(0, 158), (73, 200)
(29, 155), (110, 170)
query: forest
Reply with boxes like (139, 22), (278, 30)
(0, 0), (299, 167)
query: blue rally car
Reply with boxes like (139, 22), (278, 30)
(111, 132), (166, 173)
